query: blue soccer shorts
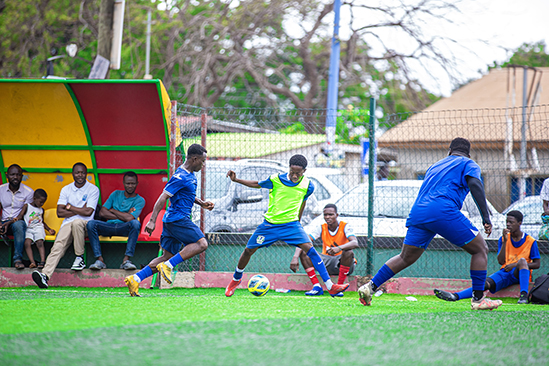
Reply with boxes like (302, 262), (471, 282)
(487, 268), (520, 293)
(160, 218), (204, 255)
(404, 213), (479, 249)
(246, 220), (310, 249)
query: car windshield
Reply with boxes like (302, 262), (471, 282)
(337, 185), (420, 218)
(196, 169), (232, 199)
(326, 174), (348, 193)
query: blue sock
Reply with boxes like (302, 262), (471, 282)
(306, 247), (330, 282)
(371, 264), (395, 289)
(455, 287), (473, 300)
(233, 267), (244, 281)
(470, 270), (487, 290)
(136, 266), (153, 282)
(519, 269), (530, 294)
(168, 253), (184, 268)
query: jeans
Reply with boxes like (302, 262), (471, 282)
(86, 220), (141, 258)
(3, 220), (27, 263)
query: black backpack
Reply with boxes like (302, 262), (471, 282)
(528, 274), (549, 304)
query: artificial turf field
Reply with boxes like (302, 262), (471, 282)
(1, 287), (548, 366)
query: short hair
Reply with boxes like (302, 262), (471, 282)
(289, 154), (308, 169)
(72, 162), (87, 172)
(323, 203), (338, 213)
(187, 144), (207, 157)
(123, 171), (138, 181)
(34, 189), (47, 199)
(449, 138), (471, 156)
(507, 210), (523, 223)
(7, 164), (22, 173)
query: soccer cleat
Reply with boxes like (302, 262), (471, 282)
(305, 285), (324, 296)
(328, 283), (349, 297)
(471, 296), (502, 310)
(71, 256), (86, 271)
(517, 292), (528, 304)
(333, 292), (344, 297)
(89, 259), (107, 270)
(358, 281), (373, 306)
(434, 289), (459, 302)
(32, 270), (49, 289)
(225, 279), (241, 297)
(156, 262), (173, 284)
(124, 276), (141, 297)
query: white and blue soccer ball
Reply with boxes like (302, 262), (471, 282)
(247, 274), (270, 297)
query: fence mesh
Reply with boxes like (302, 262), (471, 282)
(172, 103), (549, 279)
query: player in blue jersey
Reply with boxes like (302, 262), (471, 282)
(124, 144), (214, 296)
(224, 154), (349, 297)
(359, 137), (502, 310)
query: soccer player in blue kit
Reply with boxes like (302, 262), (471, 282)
(124, 144), (214, 296)
(359, 138), (502, 310)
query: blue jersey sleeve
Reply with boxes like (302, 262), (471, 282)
(103, 192), (115, 209)
(530, 239), (541, 260)
(497, 236), (503, 255)
(131, 196), (146, 219)
(463, 160), (482, 186)
(304, 180), (315, 200)
(164, 172), (189, 197)
(258, 177), (273, 189)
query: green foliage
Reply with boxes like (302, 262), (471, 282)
(490, 41), (549, 69)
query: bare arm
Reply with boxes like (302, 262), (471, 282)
(144, 192), (170, 235)
(15, 204), (27, 221)
(326, 235), (359, 255)
(290, 247), (302, 272)
(497, 232), (507, 266)
(544, 200), (549, 215)
(530, 258), (541, 270)
(109, 208), (137, 222)
(195, 197), (215, 211)
(57, 204), (76, 218)
(298, 200), (306, 221)
(226, 170), (260, 188)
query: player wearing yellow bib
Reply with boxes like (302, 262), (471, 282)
(225, 155), (349, 297)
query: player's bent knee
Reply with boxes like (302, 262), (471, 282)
(516, 257), (528, 269)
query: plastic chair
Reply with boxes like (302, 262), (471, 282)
(137, 210), (165, 242)
(43, 208), (64, 241)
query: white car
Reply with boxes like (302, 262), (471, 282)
(305, 167), (346, 215)
(502, 195), (543, 239)
(304, 180), (504, 240)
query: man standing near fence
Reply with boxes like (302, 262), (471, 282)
(359, 137), (502, 310)
(124, 144), (214, 297)
(224, 154), (349, 297)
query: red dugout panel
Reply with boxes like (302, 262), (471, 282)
(94, 151), (168, 170)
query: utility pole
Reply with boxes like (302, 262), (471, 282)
(98, 0), (115, 61)
(325, 0), (341, 156)
(144, 9), (152, 79)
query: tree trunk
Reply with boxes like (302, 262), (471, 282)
(97, 0), (115, 60)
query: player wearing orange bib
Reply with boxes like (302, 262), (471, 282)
(290, 204), (358, 297)
(435, 210), (541, 304)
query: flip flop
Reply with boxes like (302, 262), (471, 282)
(15, 261), (24, 270)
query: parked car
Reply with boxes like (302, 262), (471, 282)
(305, 167), (346, 215)
(304, 180), (505, 239)
(502, 195), (543, 239)
(192, 159), (319, 233)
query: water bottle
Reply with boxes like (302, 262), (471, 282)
(275, 288), (291, 293)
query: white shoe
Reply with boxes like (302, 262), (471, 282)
(71, 257), (86, 271)
(358, 281), (373, 306)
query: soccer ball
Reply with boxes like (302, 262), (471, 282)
(247, 274), (270, 297)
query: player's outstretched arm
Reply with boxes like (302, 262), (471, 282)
(195, 198), (215, 211)
(466, 175), (492, 236)
(226, 170), (260, 188)
(145, 192), (169, 235)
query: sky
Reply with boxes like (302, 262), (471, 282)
(419, 0), (549, 96)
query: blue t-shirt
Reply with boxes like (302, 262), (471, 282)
(162, 167), (197, 223)
(497, 233), (541, 260)
(103, 190), (145, 224)
(407, 155), (482, 226)
(258, 173), (315, 200)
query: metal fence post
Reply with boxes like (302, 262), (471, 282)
(199, 111), (208, 271)
(367, 97), (376, 276)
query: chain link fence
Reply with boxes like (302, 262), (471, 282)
(172, 103), (549, 279)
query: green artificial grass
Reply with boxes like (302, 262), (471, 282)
(1, 287), (548, 366)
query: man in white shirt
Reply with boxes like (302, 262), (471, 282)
(540, 178), (549, 215)
(32, 163), (99, 288)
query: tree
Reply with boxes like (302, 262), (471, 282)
(490, 41), (549, 69)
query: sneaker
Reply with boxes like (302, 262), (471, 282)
(434, 289), (459, 302)
(517, 292), (528, 304)
(120, 260), (137, 270)
(305, 285), (324, 296)
(328, 283), (350, 297)
(358, 281), (373, 306)
(333, 292), (344, 297)
(32, 270), (49, 289)
(124, 275), (141, 297)
(156, 262), (173, 284)
(89, 259), (107, 270)
(70, 257), (86, 271)
(471, 296), (502, 310)
(225, 279), (241, 297)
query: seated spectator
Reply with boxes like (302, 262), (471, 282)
(435, 210), (541, 305)
(87, 171), (145, 271)
(32, 162), (99, 289)
(16, 189), (56, 269)
(0, 164), (34, 269)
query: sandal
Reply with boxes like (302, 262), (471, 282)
(37, 262), (45, 269)
(29, 262), (37, 269)
(14, 261), (24, 270)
